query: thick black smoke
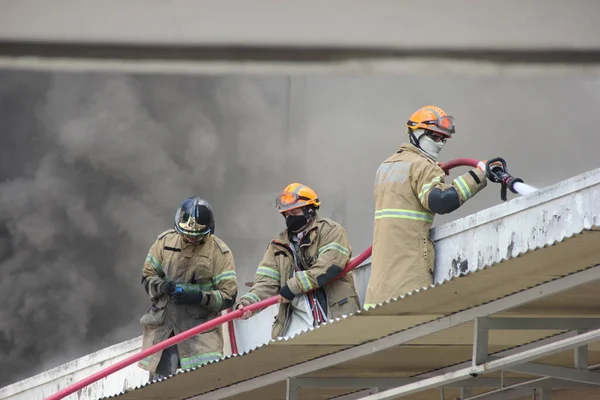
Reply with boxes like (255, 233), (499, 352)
(0, 71), (304, 385)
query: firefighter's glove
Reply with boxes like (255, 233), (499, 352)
(476, 161), (486, 173)
(171, 289), (204, 305)
(158, 280), (177, 296)
(477, 160), (504, 182)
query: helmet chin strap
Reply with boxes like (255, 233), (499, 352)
(408, 128), (421, 147)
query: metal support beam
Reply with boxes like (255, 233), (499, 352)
(190, 265), (600, 400)
(286, 377), (299, 400)
(471, 317), (600, 374)
(540, 387), (552, 400)
(503, 362), (600, 385)
(357, 328), (600, 400)
(465, 388), (534, 400)
(293, 377), (509, 389)
(480, 318), (600, 331)
(336, 388), (380, 400)
(292, 377), (405, 389)
(473, 318), (490, 365)
(420, 332), (577, 380)
(290, 377), (594, 389)
(575, 330), (589, 370)
(464, 378), (546, 400)
(463, 364), (600, 400)
(460, 387), (472, 399)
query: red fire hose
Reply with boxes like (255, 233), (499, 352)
(45, 158), (479, 400)
(440, 158), (478, 175)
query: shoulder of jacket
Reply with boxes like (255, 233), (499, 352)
(211, 235), (231, 254)
(270, 230), (288, 246)
(316, 217), (344, 234)
(381, 152), (405, 164)
(157, 228), (177, 240)
(408, 152), (441, 172)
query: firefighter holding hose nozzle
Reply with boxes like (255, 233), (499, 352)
(364, 105), (503, 309)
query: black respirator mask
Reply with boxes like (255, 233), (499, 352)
(285, 206), (316, 232)
(285, 214), (309, 232)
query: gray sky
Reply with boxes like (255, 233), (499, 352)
(0, 69), (598, 386)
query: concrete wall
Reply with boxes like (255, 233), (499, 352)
(1, 0), (599, 75)
(2, 0), (599, 50)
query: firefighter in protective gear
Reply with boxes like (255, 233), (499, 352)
(364, 105), (499, 309)
(138, 197), (238, 380)
(233, 183), (360, 338)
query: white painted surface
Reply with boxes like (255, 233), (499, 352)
(0, 337), (146, 400)
(3, 167), (599, 400)
(233, 304), (279, 355)
(0, 313), (233, 400)
(432, 166), (600, 283)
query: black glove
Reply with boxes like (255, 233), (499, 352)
(171, 290), (204, 305)
(158, 280), (176, 296)
(279, 285), (295, 301)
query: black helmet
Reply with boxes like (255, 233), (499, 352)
(174, 197), (215, 238)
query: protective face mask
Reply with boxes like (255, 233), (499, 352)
(418, 134), (445, 161)
(285, 215), (309, 232)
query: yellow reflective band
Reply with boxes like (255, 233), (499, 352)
(180, 352), (222, 369)
(419, 177), (442, 203)
(318, 242), (350, 257)
(145, 254), (165, 277)
(209, 290), (223, 309)
(243, 292), (261, 303)
(213, 271), (237, 285)
(453, 176), (472, 200)
(256, 266), (280, 281)
(139, 357), (152, 367)
(374, 209), (434, 222)
(297, 270), (315, 292)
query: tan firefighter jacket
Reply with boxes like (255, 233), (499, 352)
(364, 143), (487, 308)
(235, 216), (360, 339)
(138, 229), (238, 373)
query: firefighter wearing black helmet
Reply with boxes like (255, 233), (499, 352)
(138, 197), (238, 380)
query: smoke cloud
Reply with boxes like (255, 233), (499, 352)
(0, 71), (299, 385)
(1, 69), (599, 386)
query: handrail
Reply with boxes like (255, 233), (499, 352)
(45, 158), (479, 400)
(226, 308), (239, 355)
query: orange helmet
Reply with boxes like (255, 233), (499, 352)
(275, 183), (320, 214)
(406, 105), (455, 138)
